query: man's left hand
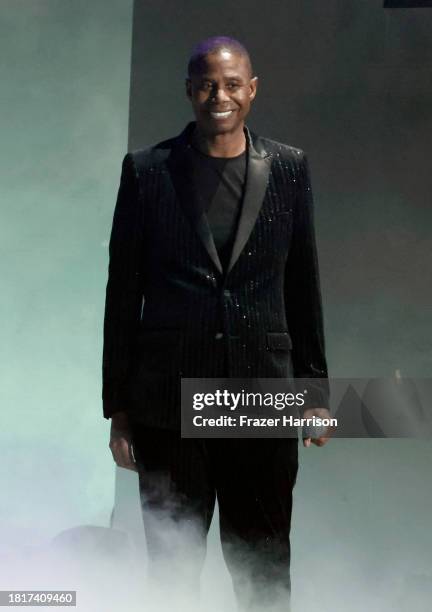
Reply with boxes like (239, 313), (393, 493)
(302, 407), (334, 448)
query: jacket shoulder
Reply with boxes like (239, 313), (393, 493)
(257, 134), (306, 161)
(126, 135), (176, 171)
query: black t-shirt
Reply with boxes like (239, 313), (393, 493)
(189, 144), (248, 272)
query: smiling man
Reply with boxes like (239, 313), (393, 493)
(103, 36), (329, 610)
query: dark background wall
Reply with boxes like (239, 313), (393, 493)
(129, 0), (432, 378)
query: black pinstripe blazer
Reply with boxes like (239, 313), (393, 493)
(102, 121), (328, 428)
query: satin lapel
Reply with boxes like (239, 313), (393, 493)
(165, 124), (223, 275)
(225, 127), (272, 276)
(165, 122), (271, 278)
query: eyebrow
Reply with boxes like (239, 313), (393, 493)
(198, 75), (244, 83)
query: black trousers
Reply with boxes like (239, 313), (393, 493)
(130, 426), (299, 611)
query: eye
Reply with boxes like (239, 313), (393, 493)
(198, 81), (213, 91)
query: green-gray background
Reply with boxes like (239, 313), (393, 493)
(0, 0), (133, 542)
(1, 1), (431, 610)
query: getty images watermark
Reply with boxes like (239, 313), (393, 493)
(181, 377), (432, 439)
(190, 388), (336, 431)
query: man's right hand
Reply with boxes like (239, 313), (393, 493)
(109, 411), (138, 472)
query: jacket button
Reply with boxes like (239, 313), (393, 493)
(215, 332), (223, 339)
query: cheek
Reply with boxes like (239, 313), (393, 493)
(236, 89), (251, 102)
(236, 95), (250, 111)
(190, 97), (205, 112)
(195, 94), (210, 107)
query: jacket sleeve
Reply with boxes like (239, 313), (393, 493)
(284, 152), (329, 410)
(102, 153), (144, 419)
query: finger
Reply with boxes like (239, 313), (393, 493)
(112, 453), (138, 471)
(116, 461), (138, 472)
(310, 425), (335, 446)
(319, 427), (334, 444)
(127, 442), (138, 471)
(311, 436), (330, 447)
(122, 462), (139, 472)
(112, 440), (139, 472)
(112, 456), (138, 471)
(110, 440), (133, 468)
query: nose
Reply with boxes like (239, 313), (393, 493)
(210, 86), (231, 102)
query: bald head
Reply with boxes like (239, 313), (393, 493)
(187, 36), (253, 79)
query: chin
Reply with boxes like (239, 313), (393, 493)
(200, 120), (241, 136)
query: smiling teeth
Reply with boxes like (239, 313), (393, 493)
(210, 110), (233, 118)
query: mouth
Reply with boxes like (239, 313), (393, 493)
(208, 110), (234, 120)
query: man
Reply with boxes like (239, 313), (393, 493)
(103, 36), (330, 610)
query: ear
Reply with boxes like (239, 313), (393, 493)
(249, 76), (258, 101)
(185, 78), (192, 100)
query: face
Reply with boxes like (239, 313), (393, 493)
(185, 49), (258, 136)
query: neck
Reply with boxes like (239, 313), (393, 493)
(191, 124), (246, 158)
